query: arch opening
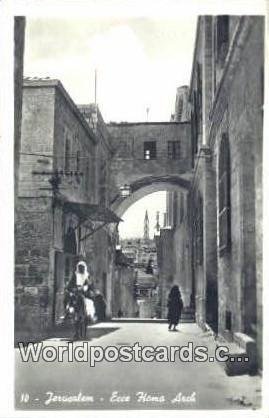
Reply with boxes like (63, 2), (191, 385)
(112, 180), (191, 321)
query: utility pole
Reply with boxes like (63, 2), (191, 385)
(146, 107), (149, 122)
(94, 68), (97, 106)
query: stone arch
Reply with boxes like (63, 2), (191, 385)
(111, 175), (191, 218)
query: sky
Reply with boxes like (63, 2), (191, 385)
(24, 17), (197, 238)
(24, 17), (197, 122)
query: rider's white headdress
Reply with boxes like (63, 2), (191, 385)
(75, 261), (89, 286)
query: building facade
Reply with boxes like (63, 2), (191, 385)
(15, 79), (119, 335)
(14, 17), (26, 209)
(188, 16), (264, 367)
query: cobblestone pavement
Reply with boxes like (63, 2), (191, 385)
(15, 322), (261, 410)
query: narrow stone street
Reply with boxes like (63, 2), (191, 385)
(15, 322), (261, 410)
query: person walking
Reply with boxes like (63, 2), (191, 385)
(167, 285), (184, 331)
(94, 290), (107, 321)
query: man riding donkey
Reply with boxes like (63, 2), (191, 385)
(64, 260), (96, 339)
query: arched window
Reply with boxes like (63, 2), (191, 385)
(218, 133), (231, 254)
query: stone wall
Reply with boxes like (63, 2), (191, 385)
(112, 266), (137, 317)
(14, 17), (25, 206)
(108, 122), (192, 191)
(15, 197), (53, 332)
(156, 228), (174, 318)
(213, 18), (264, 344)
(165, 191), (192, 308)
(15, 80), (105, 335)
(189, 16), (264, 368)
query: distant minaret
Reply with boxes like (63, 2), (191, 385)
(144, 210), (149, 241)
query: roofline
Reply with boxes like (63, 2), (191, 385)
(77, 103), (113, 154)
(23, 78), (97, 144)
(188, 16), (201, 98)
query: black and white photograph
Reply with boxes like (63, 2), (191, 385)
(0, 0), (268, 415)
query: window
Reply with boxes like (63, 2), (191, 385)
(168, 141), (181, 159)
(261, 66), (264, 106)
(218, 133), (231, 254)
(76, 150), (80, 172)
(216, 16), (229, 64)
(64, 138), (71, 171)
(194, 194), (203, 265)
(180, 193), (184, 223)
(144, 141), (156, 160)
(85, 158), (90, 192)
(196, 63), (203, 135)
(191, 90), (199, 164)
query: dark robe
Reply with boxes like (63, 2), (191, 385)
(167, 295), (184, 325)
(94, 294), (106, 321)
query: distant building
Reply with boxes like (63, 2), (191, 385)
(120, 238), (158, 271)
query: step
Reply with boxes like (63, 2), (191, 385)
(216, 333), (257, 376)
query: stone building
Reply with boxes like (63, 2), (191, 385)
(108, 121), (193, 321)
(171, 85), (190, 122)
(107, 121), (192, 207)
(112, 249), (138, 318)
(15, 79), (119, 335)
(157, 190), (192, 317)
(14, 17), (26, 209)
(156, 16), (264, 371)
(188, 16), (264, 368)
(78, 104), (118, 315)
(121, 237), (157, 270)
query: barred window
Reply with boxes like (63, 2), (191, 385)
(218, 133), (231, 254)
(144, 141), (156, 160)
(168, 141), (180, 159)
